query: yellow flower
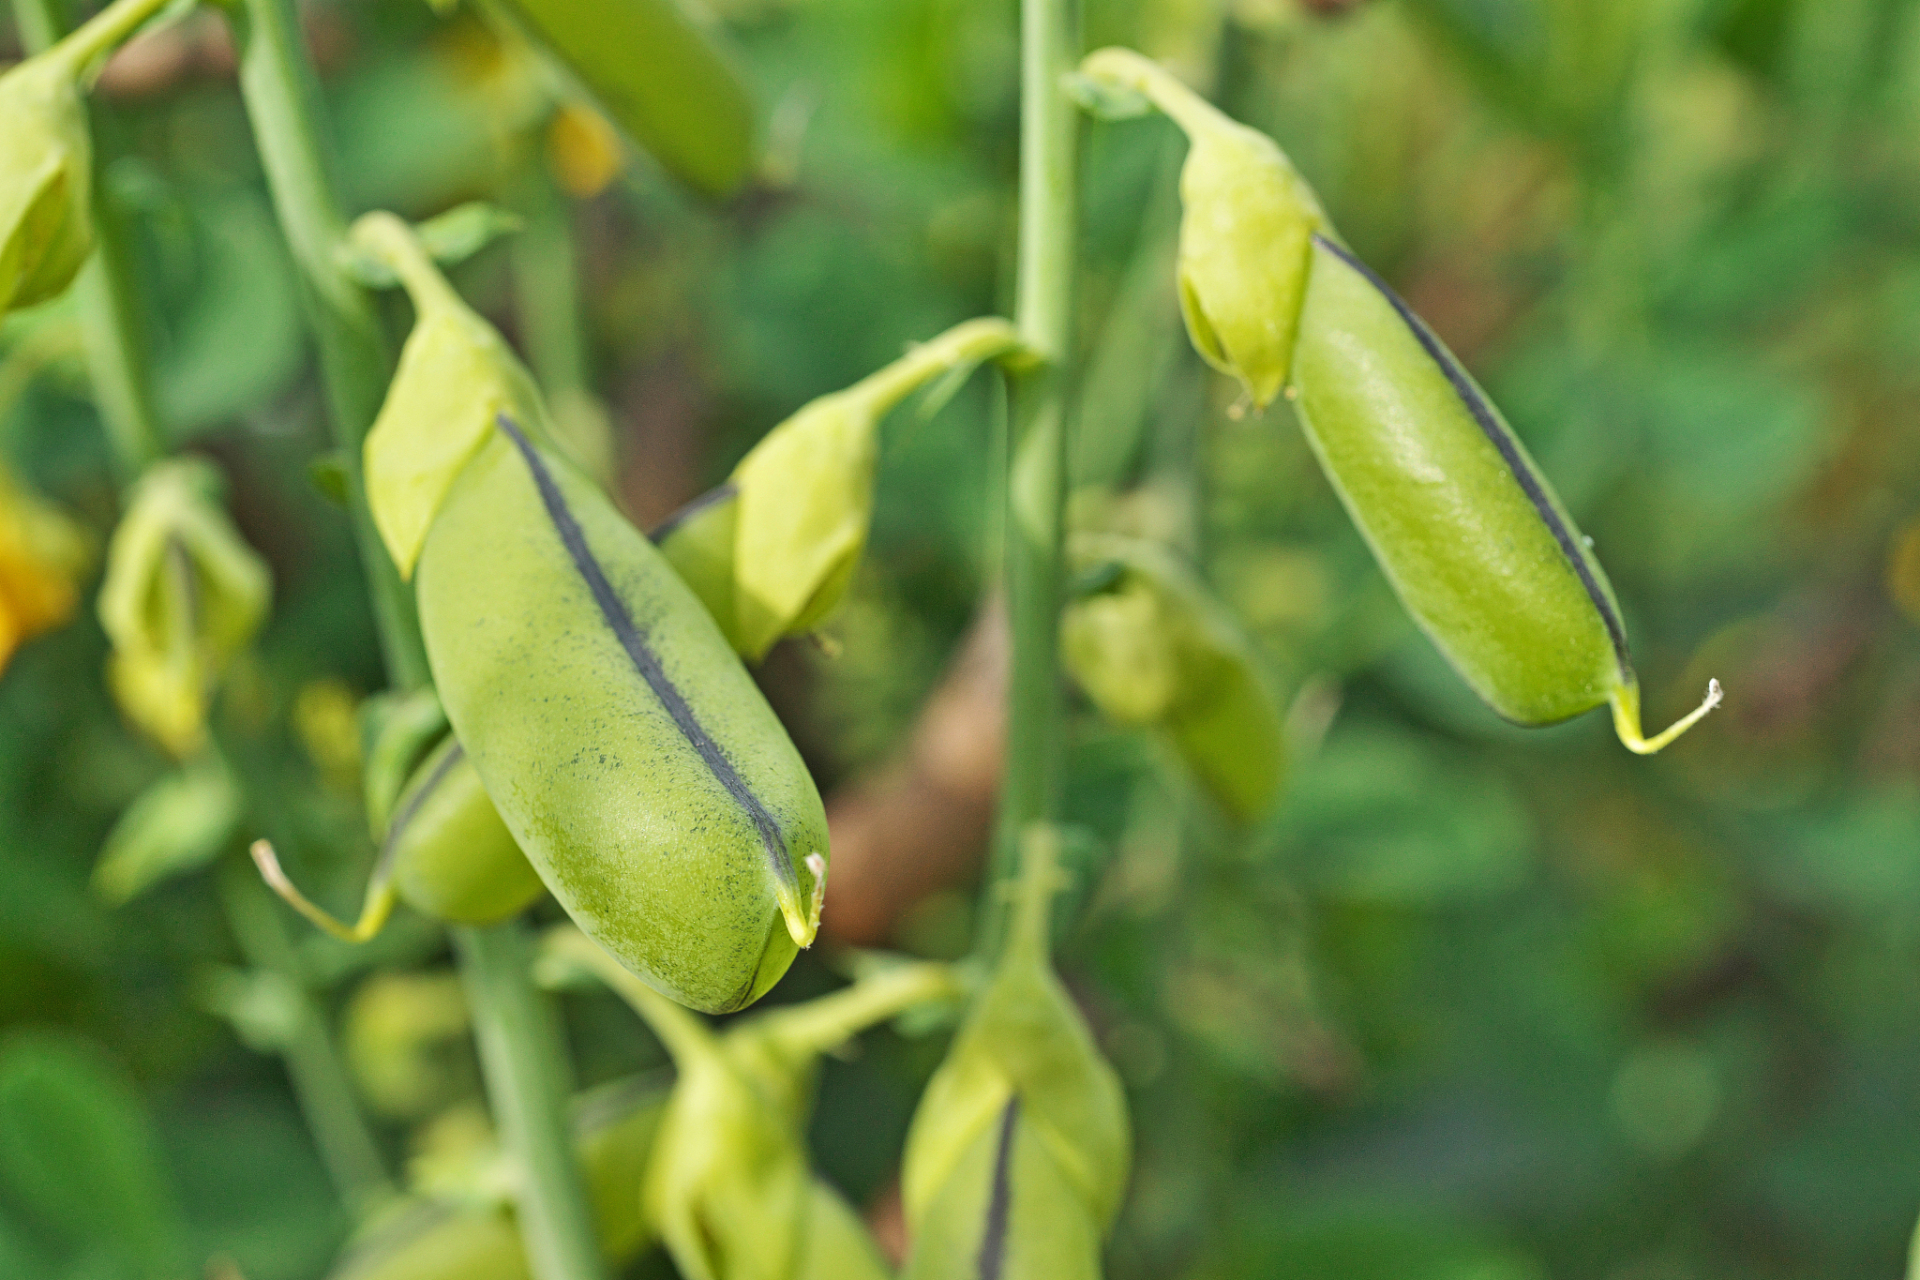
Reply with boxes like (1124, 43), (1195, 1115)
(0, 464), (87, 675)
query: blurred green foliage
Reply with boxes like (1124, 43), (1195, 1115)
(5, 0), (1920, 1278)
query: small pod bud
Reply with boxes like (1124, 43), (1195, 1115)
(0, 462), (88, 675)
(1061, 535), (1285, 822)
(901, 829), (1131, 1280)
(1079, 48), (1326, 408)
(540, 928), (954, 1280)
(97, 459), (271, 757)
(253, 731), (547, 939)
(343, 970), (471, 1121)
(1290, 234), (1720, 752)
(420, 415), (828, 1012)
(353, 212), (554, 580)
(0, 55), (92, 315)
(658, 318), (1028, 661)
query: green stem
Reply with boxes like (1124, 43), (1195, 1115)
(218, 860), (396, 1215)
(510, 171), (592, 400)
(226, 7), (605, 1275)
(844, 317), (1026, 419)
(454, 923), (610, 1280)
(226, 0), (428, 689)
(41, 0), (173, 79)
(979, 0), (1081, 962)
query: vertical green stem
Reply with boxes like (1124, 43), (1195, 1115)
(980, 0), (1081, 960)
(511, 172), (592, 400)
(225, 6), (605, 1275)
(226, 0), (428, 690)
(17, 0), (393, 1215)
(454, 923), (608, 1280)
(218, 861), (397, 1214)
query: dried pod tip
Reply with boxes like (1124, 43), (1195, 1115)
(1611, 678), (1722, 755)
(777, 852), (827, 949)
(250, 839), (395, 943)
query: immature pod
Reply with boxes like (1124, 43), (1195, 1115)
(1078, 48), (1325, 408)
(254, 731), (547, 940)
(540, 927), (955, 1280)
(901, 829), (1131, 1280)
(0, 53), (92, 315)
(419, 417), (828, 1012)
(657, 318), (1027, 661)
(326, 1072), (670, 1280)
(97, 458), (270, 756)
(1290, 235), (1719, 749)
(0, 462), (87, 675)
(1061, 535), (1284, 822)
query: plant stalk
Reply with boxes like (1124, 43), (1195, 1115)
(455, 922), (608, 1280)
(225, 5), (606, 1275)
(980, 0), (1081, 961)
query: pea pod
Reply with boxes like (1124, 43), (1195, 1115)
(253, 730), (547, 937)
(656, 318), (1028, 661)
(0, 49), (91, 315)
(1077, 48), (1720, 753)
(901, 829), (1131, 1280)
(1061, 535), (1284, 821)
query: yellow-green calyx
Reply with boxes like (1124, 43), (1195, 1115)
(901, 828), (1131, 1279)
(97, 459), (270, 757)
(1079, 47), (1325, 409)
(659, 317), (1030, 661)
(541, 926), (959, 1280)
(352, 211), (553, 579)
(1, 0), (182, 315)
(1062, 534), (1285, 822)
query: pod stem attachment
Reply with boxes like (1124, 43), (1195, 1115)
(539, 926), (719, 1067)
(1077, 47), (1234, 142)
(841, 317), (1033, 422)
(754, 959), (962, 1060)
(347, 212), (468, 317)
(249, 839), (397, 943)
(47, 0), (177, 81)
(1610, 678), (1723, 755)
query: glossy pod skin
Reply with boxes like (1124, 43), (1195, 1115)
(417, 418), (828, 1013)
(385, 735), (547, 927)
(1291, 236), (1626, 726)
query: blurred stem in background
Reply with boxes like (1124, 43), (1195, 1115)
(10, 0), (395, 1218)
(223, 0), (607, 1273)
(980, 0), (1082, 961)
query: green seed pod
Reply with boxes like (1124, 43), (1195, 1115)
(97, 458), (271, 757)
(540, 927), (955, 1280)
(1061, 535), (1285, 822)
(901, 829), (1131, 1280)
(326, 1073), (669, 1280)
(1078, 48), (1325, 409)
(0, 54), (92, 316)
(254, 727), (546, 939)
(657, 318), (1027, 661)
(419, 416), (828, 1012)
(1290, 235), (1720, 751)
(491, 0), (756, 199)
(353, 212), (554, 580)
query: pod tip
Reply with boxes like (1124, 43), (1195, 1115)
(779, 852), (828, 949)
(250, 839), (393, 943)
(1612, 678), (1722, 755)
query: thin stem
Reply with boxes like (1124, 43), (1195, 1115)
(454, 922), (609, 1280)
(226, 0), (428, 689)
(511, 171), (592, 400)
(842, 317), (1026, 419)
(226, 7), (605, 1276)
(1079, 46), (1230, 141)
(979, 0), (1081, 962)
(218, 860), (396, 1214)
(42, 0), (173, 79)
(755, 962), (961, 1059)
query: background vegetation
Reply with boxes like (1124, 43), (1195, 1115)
(5, 0), (1920, 1277)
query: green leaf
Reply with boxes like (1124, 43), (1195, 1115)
(0, 1032), (188, 1277)
(90, 756), (241, 905)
